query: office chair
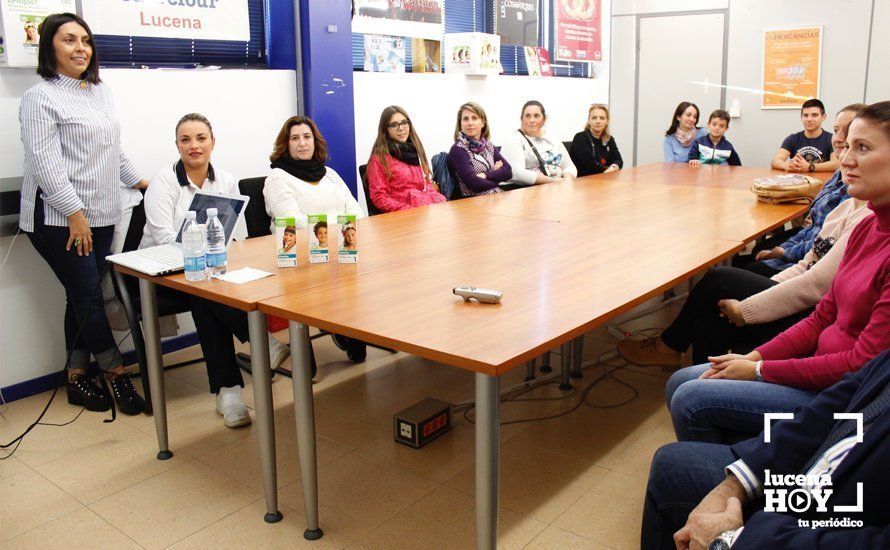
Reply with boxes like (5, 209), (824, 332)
(359, 164), (383, 216)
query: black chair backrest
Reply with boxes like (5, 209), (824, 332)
(121, 192), (147, 254)
(359, 164), (383, 216)
(238, 177), (272, 238)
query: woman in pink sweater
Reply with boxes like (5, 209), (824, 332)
(665, 101), (890, 443)
(366, 105), (446, 213)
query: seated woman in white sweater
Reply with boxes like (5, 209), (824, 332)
(263, 115), (364, 230)
(500, 100), (577, 189)
(263, 115), (368, 363)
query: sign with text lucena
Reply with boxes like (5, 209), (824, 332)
(81, 0), (249, 41)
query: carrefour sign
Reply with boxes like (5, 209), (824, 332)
(81, 0), (249, 41)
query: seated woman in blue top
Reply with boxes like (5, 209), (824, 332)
(447, 102), (512, 198)
(663, 101), (707, 162)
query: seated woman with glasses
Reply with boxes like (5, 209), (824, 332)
(447, 101), (513, 198)
(570, 104), (624, 177)
(500, 100), (577, 189)
(366, 105), (446, 212)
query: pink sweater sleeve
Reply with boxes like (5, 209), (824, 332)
(367, 156), (411, 213)
(757, 278), (890, 390)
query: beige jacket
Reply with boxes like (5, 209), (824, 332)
(739, 199), (873, 324)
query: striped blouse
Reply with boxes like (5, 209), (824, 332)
(18, 74), (141, 232)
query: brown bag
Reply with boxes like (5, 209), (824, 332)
(750, 174), (823, 205)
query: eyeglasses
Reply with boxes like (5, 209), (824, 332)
(387, 120), (411, 130)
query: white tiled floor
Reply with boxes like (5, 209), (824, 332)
(0, 322), (682, 549)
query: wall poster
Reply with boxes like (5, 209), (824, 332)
(761, 26), (822, 109)
(0, 0), (73, 67)
(554, 0), (600, 62)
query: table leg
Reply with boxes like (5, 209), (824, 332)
(288, 321), (323, 541)
(247, 311), (282, 523)
(525, 359), (536, 381)
(138, 279), (172, 460)
(571, 336), (584, 379)
(475, 373), (500, 550)
(540, 350), (553, 373)
(559, 341), (573, 390)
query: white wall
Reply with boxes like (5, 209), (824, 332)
(610, 0), (885, 168)
(866, 0), (890, 102)
(725, 0), (874, 166)
(0, 67), (299, 389)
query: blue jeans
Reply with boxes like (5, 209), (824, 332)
(665, 364), (817, 443)
(641, 441), (736, 550)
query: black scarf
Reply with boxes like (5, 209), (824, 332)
(387, 139), (420, 166)
(271, 156), (327, 182)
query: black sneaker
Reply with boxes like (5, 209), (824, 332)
(106, 373), (146, 415)
(67, 374), (111, 412)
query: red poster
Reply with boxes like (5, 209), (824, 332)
(555, 0), (601, 62)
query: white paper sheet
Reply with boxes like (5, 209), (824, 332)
(212, 267), (274, 284)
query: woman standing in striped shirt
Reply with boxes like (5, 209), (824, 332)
(19, 13), (149, 416)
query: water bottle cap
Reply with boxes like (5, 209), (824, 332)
(206, 208), (218, 217)
(185, 210), (197, 219)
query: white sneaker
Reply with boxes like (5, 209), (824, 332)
(269, 338), (291, 371)
(215, 386), (252, 428)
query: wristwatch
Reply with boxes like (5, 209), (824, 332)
(755, 360), (764, 382)
(709, 529), (740, 550)
(808, 161), (816, 172)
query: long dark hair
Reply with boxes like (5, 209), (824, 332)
(37, 13), (100, 84)
(664, 101), (700, 136)
(370, 105), (431, 179)
(270, 115), (328, 162)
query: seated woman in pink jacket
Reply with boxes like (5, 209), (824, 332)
(663, 101), (890, 444)
(367, 106), (446, 212)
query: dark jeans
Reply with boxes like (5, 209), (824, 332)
(641, 442), (736, 550)
(185, 292), (248, 394)
(26, 201), (122, 372)
(660, 267), (812, 364)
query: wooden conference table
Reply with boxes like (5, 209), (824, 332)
(118, 163), (823, 548)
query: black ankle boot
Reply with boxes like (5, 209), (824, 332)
(106, 373), (146, 415)
(67, 374), (111, 412)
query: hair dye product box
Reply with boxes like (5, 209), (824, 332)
(274, 217), (297, 267)
(338, 214), (358, 263)
(308, 214), (329, 263)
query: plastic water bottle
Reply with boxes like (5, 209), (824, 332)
(182, 210), (206, 281)
(204, 207), (228, 276)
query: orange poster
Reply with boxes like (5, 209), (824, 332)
(762, 26), (822, 109)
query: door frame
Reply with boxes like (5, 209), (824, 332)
(632, 9), (730, 166)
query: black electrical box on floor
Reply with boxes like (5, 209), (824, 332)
(393, 397), (453, 449)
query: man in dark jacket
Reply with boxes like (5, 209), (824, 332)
(641, 349), (890, 549)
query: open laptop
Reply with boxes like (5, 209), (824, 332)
(107, 190), (250, 276)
